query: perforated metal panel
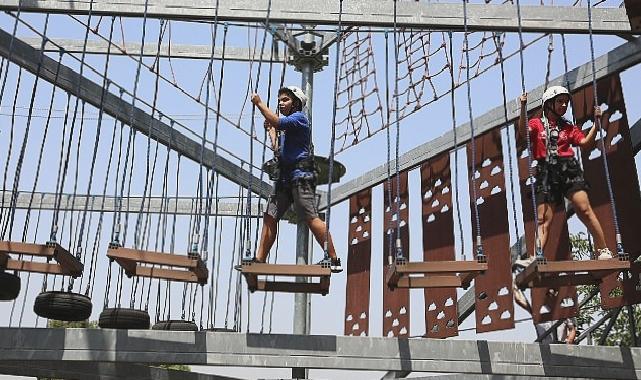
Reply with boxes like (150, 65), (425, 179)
(467, 129), (515, 333)
(382, 171), (410, 338)
(421, 153), (458, 338)
(344, 189), (373, 336)
(516, 107), (577, 324)
(572, 74), (641, 308)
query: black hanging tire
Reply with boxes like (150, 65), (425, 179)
(152, 319), (199, 331)
(33, 291), (93, 321)
(99, 308), (150, 329)
(0, 271), (20, 301)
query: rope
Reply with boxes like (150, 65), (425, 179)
(384, 30), (394, 265)
(49, 0), (97, 245)
(225, 180), (245, 329)
(133, 20), (166, 252)
(243, 0), (273, 261)
(494, 31), (522, 258)
(324, 0), (345, 260)
(515, 0), (544, 258)
(258, 37), (278, 330)
(3, 15), (51, 242)
(448, 31), (466, 260)
(0, 68), (23, 240)
(392, 0), (404, 260)
(587, 0), (623, 254)
(73, 16), (117, 294)
(208, 24), (229, 329)
(209, 175), (223, 328)
(463, 0), (484, 260)
(194, 0), (222, 262)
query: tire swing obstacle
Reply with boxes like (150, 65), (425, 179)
(0, 20), (91, 319)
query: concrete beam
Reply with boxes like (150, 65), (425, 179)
(2, 191), (261, 217)
(19, 37), (285, 62)
(0, 1), (633, 34)
(320, 37), (641, 209)
(0, 361), (241, 380)
(0, 28), (273, 199)
(1, 328), (641, 378)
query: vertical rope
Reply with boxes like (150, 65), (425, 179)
(515, 0), (544, 258)
(384, 30), (394, 265)
(587, 0), (623, 255)
(392, 0), (404, 261)
(495, 32), (522, 259)
(449, 31), (466, 260)
(463, 0), (484, 260)
(243, 0), (274, 261)
(325, 0), (344, 258)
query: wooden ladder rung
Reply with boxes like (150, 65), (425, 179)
(107, 246), (208, 285)
(387, 260), (487, 289)
(240, 263), (331, 295)
(255, 278), (330, 295)
(240, 262), (331, 277)
(515, 259), (630, 288)
(0, 241), (83, 277)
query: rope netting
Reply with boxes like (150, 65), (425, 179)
(333, 28), (547, 153)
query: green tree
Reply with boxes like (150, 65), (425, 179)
(572, 232), (641, 346)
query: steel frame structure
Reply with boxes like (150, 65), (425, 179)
(1, 191), (261, 217)
(0, 1), (634, 34)
(18, 37), (285, 62)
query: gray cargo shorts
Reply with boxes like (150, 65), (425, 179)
(266, 178), (319, 222)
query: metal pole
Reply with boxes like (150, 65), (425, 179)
(292, 29), (315, 380)
(627, 305), (638, 347)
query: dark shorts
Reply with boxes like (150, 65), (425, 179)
(533, 157), (590, 205)
(266, 178), (319, 221)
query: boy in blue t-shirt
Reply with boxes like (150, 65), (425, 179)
(249, 86), (342, 273)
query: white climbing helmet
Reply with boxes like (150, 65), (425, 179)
(541, 85), (570, 107)
(286, 86), (308, 108)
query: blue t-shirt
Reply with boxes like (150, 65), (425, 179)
(277, 111), (312, 181)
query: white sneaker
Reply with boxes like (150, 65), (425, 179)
(514, 256), (535, 268)
(595, 248), (613, 260)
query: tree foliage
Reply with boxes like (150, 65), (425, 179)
(572, 232), (641, 347)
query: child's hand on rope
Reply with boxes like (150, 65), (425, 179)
(519, 93), (527, 104)
(263, 120), (274, 130)
(594, 105), (603, 118)
(251, 93), (262, 106)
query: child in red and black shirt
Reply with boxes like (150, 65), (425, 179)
(516, 86), (612, 266)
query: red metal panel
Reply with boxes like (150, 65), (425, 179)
(421, 153), (458, 338)
(624, 0), (641, 32)
(516, 108), (577, 323)
(344, 189), (373, 336)
(572, 74), (641, 308)
(382, 171), (410, 338)
(467, 129), (515, 333)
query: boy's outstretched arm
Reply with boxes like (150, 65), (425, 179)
(251, 93), (279, 126)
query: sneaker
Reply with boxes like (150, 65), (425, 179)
(514, 256), (535, 268)
(330, 258), (343, 273)
(595, 248), (613, 260)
